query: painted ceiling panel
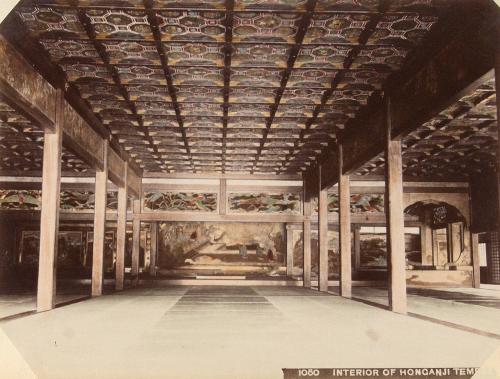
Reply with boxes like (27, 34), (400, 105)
(303, 13), (372, 44)
(157, 11), (226, 42)
(232, 12), (301, 43)
(163, 42), (225, 66)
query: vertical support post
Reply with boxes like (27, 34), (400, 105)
(318, 165), (329, 292)
(303, 179), (311, 288)
(219, 178), (227, 215)
(115, 164), (128, 291)
(150, 222), (158, 276)
(91, 141), (108, 297)
(354, 225), (361, 271)
(131, 198), (141, 287)
(286, 225), (294, 277)
(338, 144), (352, 298)
(471, 232), (481, 288)
(432, 229), (439, 266)
(385, 97), (407, 314)
(36, 89), (63, 312)
(420, 209), (434, 265)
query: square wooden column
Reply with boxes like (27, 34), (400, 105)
(131, 198), (141, 287)
(115, 166), (128, 291)
(149, 222), (158, 276)
(286, 225), (294, 277)
(420, 209), (434, 265)
(219, 179), (227, 215)
(385, 98), (407, 314)
(470, 233), (481, 288)
(318, 165), (329, 292)
(338, 144), (352, 298)
(91, 141), (108, 297)
(36, 90), (63, 312)
(303, 179), (312, 288)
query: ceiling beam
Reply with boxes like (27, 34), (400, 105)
(251, 0), (317, 174)
(221, 0), (234, 174)
(145, 0), (195, 173)
(0, 34), (56, 131)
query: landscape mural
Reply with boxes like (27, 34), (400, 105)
(157, 222), (286, 278)
(143, 191), (217, 212)
(313, 193), (385, 214)
(360, 233), (387, 268)
(228, 192), (301, 214)
(291, 229), (340, 278)
(0, 190), (119, 211)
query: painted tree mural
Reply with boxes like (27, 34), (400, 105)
(143, 192), (218, 212)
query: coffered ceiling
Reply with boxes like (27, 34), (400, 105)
(1, 0), (475, 176)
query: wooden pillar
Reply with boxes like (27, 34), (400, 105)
(338, 144), (352, 298)
(149, 222), (158, 276)
(385, 98), (407, 314)
(219, 178), (227, 215)
(354, 226), (361, 271)
(303, 179), (312, 288)
(420, 209), (434, 265)
(131, 198), (141, 287)
(471, 232), (481, 288)
(91, 141), (108, 297)
(115, 166), (128, 291)
(36, 90), (63, 312)
(286, 225), (294, 277)
(431, 229), (439, 266)
(318, 165), (329, 292)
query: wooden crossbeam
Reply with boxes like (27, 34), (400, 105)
(107, 148), (126, 188)
(0, 35), (56, 131)
(62, 102), (106, 171)
(127, 164), (142, 199)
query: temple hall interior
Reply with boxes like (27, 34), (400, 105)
(0, 0), (499, 378)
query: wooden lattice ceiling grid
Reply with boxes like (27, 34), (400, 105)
(4, 0), (457, 175)
(354, 77), (498, 179)
(0, 99), (91, 173)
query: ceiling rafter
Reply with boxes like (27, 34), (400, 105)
(144, 0), (195, 173)
(279, 0), (392, 174)
(76, 7), (164, 172)
(250, 0), (317, 174)
(221, 0), (234, 174)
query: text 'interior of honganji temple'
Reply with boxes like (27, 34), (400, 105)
(0, 1), (499, 378)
